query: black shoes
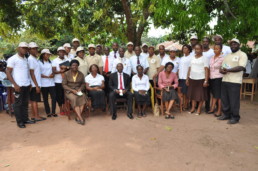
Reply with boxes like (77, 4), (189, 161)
(31, 117), (46, 122)
(17, 123), (26, 128)
(112, 114), (117, 120)
(24, 120), (36, 124)
(127, 113), (134, 119)
(227, 119), (239, 124)
(217, 115), (230, 120)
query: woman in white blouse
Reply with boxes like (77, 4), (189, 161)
(85, 64), (106, 111)
(132, 65), (150, 118)
(178, 44), (192, 110)
(39, 49), (57, 117)
(186, 44), (209, 115)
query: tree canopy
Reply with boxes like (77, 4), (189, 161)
(0, 0), (257, 46)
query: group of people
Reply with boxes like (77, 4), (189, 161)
(3, 35), (248, 128)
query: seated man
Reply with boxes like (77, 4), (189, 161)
(109, 63), (133, 120)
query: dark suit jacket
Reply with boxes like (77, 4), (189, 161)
(109, 72), (130, 92)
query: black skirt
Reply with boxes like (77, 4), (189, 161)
(162, 88), (178, 102)
(179, 79), (188, 95)
(134, 91), (150, 105)
(88, 90), (106, 109)
(210, 78), (222, 99)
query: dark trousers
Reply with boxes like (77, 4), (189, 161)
(104, 73), (111, 96)
(55, 83), (64, 106)
(221, 82), (241, 121)
(109, 91), (133, 115)
(14, 86), (30, 124)
(41, 86), (56, 114)
(205, 84), (211, 111)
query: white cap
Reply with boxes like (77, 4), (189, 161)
(190, 35), (198, 40)
(63, 43), (71, 48)
(169, 46), (177, 52)
(88, 44), (96, 49)
(41, 49), (52, 54)
(28, 42), (38, 48)
(57, 46), (65, 52)
(18, 42), (28, 48)
(230, 38), (240, 44)
(72, 38), (80, 43)
(213, 34), (223, 40)
(141, 43), (148, 48)
(127, 42), (134, 46)
(76, 46), (84, 54)
(96, 44), (102, 47)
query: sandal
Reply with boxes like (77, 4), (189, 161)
(137, 113), (142, 118)
(165, 115), (170, 119)
(170, 115), (175, 119)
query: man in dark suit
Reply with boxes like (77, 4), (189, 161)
(109, 63), (134, 120)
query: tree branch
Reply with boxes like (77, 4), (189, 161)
(223, 0), (237, 19)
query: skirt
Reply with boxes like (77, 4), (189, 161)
(65, 92), (86, 108)
(88, 90), (106, 109)
(210, 78), (222, 99)
(162, 88), (178, 102)
(134, 91), (150, 105)
(187, 79), (208, 101)
(179, 79), (188, 94)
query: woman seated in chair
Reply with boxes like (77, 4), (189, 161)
(132, 65), (150, 118)
(62, 60), (87, 125)
(158, 62), (178, 119)
(85, 64), (106, 111)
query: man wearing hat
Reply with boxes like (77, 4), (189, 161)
(63, 43), (75, 61)
(28, 42), (46, 122)
(218, 38), (248, 124)
(147, 46), (161, 86)
(190, 35), (199, 56)
(70, 38), (80, 56)
(110, 42), (120, 59)
(141, 43), (149, 58)
(213, 35), (232, 57)
(74, 47), (88, 76)
(125, 42), (135, 59)
(6, 42), (35, 128)
(52, 47), (69, 115)
(86, 44), (103, 74)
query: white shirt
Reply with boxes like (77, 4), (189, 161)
(189, 56), (209, 80)
(245, 59), (257, 74)
(178, 54), (192, 79)
(203, 49), (215, 64)
(221, 45), (232, 57)
(28, 55), (41, 87)
(161, 56), (181, 73)
(112, 57), (132, 76)
(52, 57), (69, 83)
(141, 52), (149, 59)
(7, 54), (30, 87)
(85, 73), (104, 87)
(110, 51), (120, 59)
(65, 53), (75, 61)
(157, 53), (169, 64)
(39, 60), (55, 87)
(132, 74), (150, 91)
(190, 50), (195, 56)
(117, 72), (125, 89)
(102, 55), (115, 72)
(130, 55), (149, 73)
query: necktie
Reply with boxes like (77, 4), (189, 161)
(105, 56), (109, 73)
(119, 73), (123, 90)
(114, 51), (117, 58)
(137, 56), (140, 65)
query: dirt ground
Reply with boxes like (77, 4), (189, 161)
(0, 100), (258, 171)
